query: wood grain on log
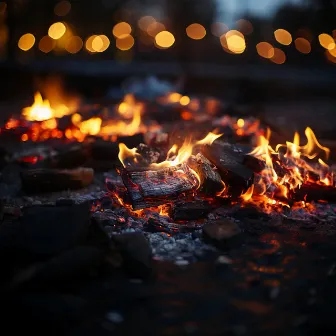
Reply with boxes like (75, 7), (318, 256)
(121, 163), (198, 210)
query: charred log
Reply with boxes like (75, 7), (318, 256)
(120, 164), (198, 210)
(291, 183), (336, 203)
(201, 142), (254, 198)
(188, 154), (223, 195)
(21, 168), (94, 194)
(172, 200), (213, 221)
(49, 144), (89, 169)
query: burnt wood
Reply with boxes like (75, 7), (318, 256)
(21, 168), (94, 194)
(120, 163), (198, 210)
(290, 183), (336, 203)
(172, 200), (213, 221)
(201, 142), (254, 198)
(188, 154), (223, 195)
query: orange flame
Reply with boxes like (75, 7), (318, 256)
(241, 185), (254, 202)
(22, 91), (74, 122)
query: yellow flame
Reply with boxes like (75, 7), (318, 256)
(77, 117), (102, 136)
(241, 185), (254, 202)
(302, 127), (330, 160)
(118, 143), (140, 168)
(196, 132), (223, 146)
(22, 92), (54, 121)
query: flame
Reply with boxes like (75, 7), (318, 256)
(100, 106), (142, 138)
(216, 180), (227, 197)
(118, 143), (140, 168)
(78, 117), (102, 136)
(22, 91), (76, 122)
(22, 92), (54, 121)
(118, 94), (143, 119)
(245, 126), (333, 209)
(241, 185), (254, 202)
(196, 132), (223, 146)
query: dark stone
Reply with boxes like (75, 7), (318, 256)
(27, 246), (104, 287)
(203, 219), (241, 248)
(112, 232), (152, 279)
(86, 218), (110, 247)
(0, 202), (91, 256)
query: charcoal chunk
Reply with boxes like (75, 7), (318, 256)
(112, 232), (152, 279)
(203, 219), (241, 247)
(172, 200), (213, 221)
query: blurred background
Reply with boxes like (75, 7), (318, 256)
(0, 0), (336, 137)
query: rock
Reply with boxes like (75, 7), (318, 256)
(0, 202), (91, 257)
(112, 233), (152, 279)
(86, 217), (110, 248)
(203, 219), (241, 247)
(24, 246), (104, 288)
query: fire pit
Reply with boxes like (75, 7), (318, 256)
(1, 84), (336, 335)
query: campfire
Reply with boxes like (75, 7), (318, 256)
(1, 85), (335, 226)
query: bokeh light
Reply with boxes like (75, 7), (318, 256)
(222, 30), (246, 54)
(236, 19), (253, 35)
(211, 22), (229, 37)
(92, 35), (110, 52)
(138, 16), (156, 31)
(39, 35), (55, 53)
(155, 31), (175, 49)
(256, 42), (274, 59)
(54, 1), (71, 16)
(18, 33), (35, 51)
(327, 47), (336, 58)
(271, 48), (286, 64)
(186, 23), (206, 40)
(318, 33), (335, 50)
(116, 35), (134, 51)
(113, 22), (132, 38)
(274, 29), (292, 45)
(180, 96), (190, 106)
(325, 50), (336, 63)
(147, 22), (166, 37)
(85, 35), (97, 52)
(294, 38), (311, 54)
(65, 36), (83, 54)
(48, 22), (66, 40)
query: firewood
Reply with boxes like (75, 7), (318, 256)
(88, 140), (119, 161)
(188, 154), (223, 195)
(48, 143), (89, 169)
(201, 142), (254, 198)
(21, 168), (94, 194)
(120, 163), (198, 210)
(290, 183), (336, 203)
(172, 200), (213, 221)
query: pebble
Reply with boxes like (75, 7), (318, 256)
(217, 255), (233, 264)
(175, 259), (189, 266)
(106, 311), (124, 324)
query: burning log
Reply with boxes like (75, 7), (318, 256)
(120, 163), (198, 210)
(188, 153), (223, 195)
(48, 143), (89, 169)
(21, 168), (94, 194)
(172, 200), (213, 221)
(201, 142), (254, 197)
(291, 183), (336, 203)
